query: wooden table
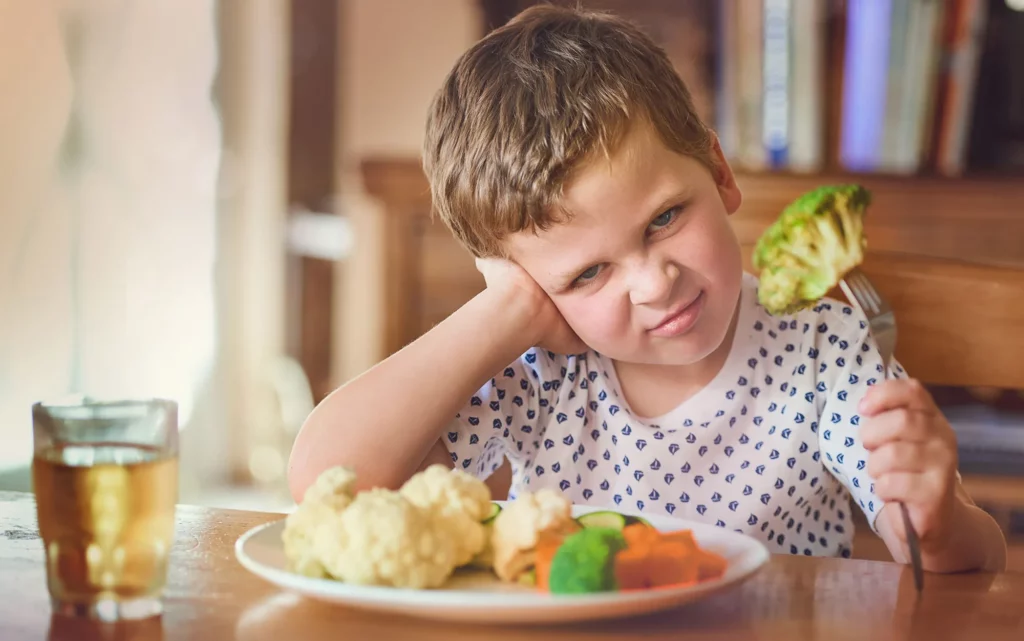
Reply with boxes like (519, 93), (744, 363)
(2, 492), (1022, 640)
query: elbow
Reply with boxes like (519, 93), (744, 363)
(286, 426), (400, 502)
(287, 419), (324, 503)
(286, 441), (312, 504)
(286, 407), (341, 502)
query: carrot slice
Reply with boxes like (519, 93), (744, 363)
(613, 546), (654, 590)
(695, 549), (728, 581)
(534, 530), (567, 592)
(614, 527), (727, 589)
(621, 523), (660, 548)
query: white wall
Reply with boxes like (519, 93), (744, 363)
(0, 0), (221, 477)
(0, 0), (72, 470)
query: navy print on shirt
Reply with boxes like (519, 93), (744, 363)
(444, 273), (909, 558)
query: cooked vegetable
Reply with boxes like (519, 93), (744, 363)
(546, 527), (627, 594)
(615, 524), (727, 589)
(576, 511), (626, 530)
(466, 503), (503, 570)
(314, 488), (465, 589)
(533, 529), (571, 591)
(490, 489), (579, 582)
(517, 568), (537, 587)
(752, 184), (871, 314)
(576, 510), (652, 531)
(483, 502), (502, 525)
(284, 468), (729, 594)
(282, 464), (491, 588)
(282, 467), (358, 578)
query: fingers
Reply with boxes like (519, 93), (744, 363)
(474, 257), (513, 283)
(859, 408), (935, 450)
(873, 472), (946, 505)
(867, 439), (956, 479)
(867, 441), (931, 478)
(859, 378), (936, 417)
(875, 473), (952, 541)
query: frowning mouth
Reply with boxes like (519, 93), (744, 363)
(648, 291), (705, 338)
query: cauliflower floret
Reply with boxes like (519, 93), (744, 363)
(314, 488), (461, 589)
(491, 489), (578, 582)
(284, 465), (497, 587)
(302, 466), (358, 507)
(283, 501), (336, 577)
(399, 464), (491, 567)
(282, 466), (358, 577)
(466, 522), (496, 570)
(400, 464), (492, 522)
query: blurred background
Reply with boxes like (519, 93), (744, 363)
(1, 0), (1022, 561)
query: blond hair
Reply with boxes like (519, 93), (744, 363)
(423, 4), (715, 257)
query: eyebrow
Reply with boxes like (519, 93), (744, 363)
(552, 188), (694, 291)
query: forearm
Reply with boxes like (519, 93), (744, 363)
(287, 288), (537, 500)
(879, 498), (1007, 573)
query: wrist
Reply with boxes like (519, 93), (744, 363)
(952, 499), (1007, 573)
(922, 497), (1006, 573)
(475, 283), (547, 347)
(459, 286), (544, 363)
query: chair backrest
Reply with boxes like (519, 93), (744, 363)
(729, 172), (1024, 391)
(847, 253), (1023, 390)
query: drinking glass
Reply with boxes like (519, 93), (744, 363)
(32, 397), (179, 621)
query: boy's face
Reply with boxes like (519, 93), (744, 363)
(506, 124), (744, 366)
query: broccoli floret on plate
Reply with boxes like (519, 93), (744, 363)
(547, 527), (627, 594)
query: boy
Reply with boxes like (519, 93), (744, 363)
(289, 5), (1005, 570)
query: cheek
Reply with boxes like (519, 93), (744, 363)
(675, 214), (742, 281)
(556, 295), (630, 345)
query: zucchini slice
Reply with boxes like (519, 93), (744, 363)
(483, 502), (502, 524)
(517, 568), (537, 587)
(575, 510), (628, 530)
(576, 510), (652, 530)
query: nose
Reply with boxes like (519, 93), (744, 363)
(627, 255), (679, 307)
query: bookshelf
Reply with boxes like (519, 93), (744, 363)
(480, 0), (1024, 179)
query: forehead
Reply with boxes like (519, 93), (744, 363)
(504, 125), (708, 270)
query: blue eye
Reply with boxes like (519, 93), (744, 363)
(649, 208), (678, 231)
(571, 264), (602, 288)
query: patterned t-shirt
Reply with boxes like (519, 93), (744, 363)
(445, 273), (906, 558)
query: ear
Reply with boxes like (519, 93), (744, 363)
(709, 134), (743, 215)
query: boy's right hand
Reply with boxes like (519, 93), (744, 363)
(475, 257), (587, 356)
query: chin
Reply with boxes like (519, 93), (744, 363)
(597, 333), (723, 367)
(648, 339), (722, 366)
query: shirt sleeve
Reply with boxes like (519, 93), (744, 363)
(814, 303), (907, 533)
(443, 347), (568, 479)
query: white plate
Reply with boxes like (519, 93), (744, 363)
(235, 502), (769, 624)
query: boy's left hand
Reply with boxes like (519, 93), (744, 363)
(859, 378), (960, 552)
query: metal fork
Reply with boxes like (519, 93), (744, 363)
(839, 267), (924, 594)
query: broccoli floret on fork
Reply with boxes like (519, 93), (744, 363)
(752, 184), (871, 315)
